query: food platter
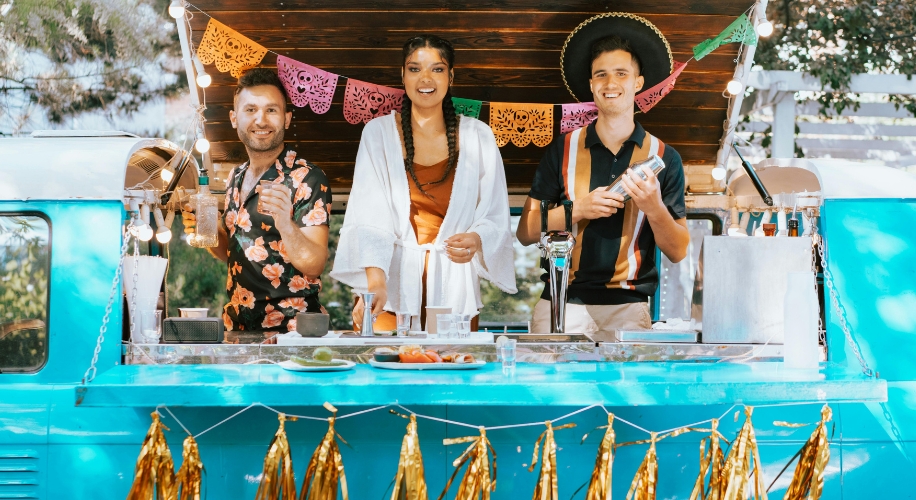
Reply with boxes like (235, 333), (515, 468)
(278, 359), (356, 372)
(368, 359), (486, 370)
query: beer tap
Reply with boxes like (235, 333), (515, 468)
(538, 200), (576, 333)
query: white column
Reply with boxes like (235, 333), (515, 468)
(771, 92), (796, 158)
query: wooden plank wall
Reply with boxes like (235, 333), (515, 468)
(189, 0), (753, 193)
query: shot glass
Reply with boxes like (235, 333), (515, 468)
(456, 314), (471, 339)
(257, 179), (281, 215)
(498, 339), (517, 374)
(395, 312), (412, 337)
(437, 314), (454, 340)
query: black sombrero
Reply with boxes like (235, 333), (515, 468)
(561, 13), (673, 102)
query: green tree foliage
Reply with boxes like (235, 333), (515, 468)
(0, 216), (49, 370)
(164, 216), (228, 319)
(754, 0), (916, 116)
(0, 0), (183, 133)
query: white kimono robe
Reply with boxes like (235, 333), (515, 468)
(330, 112), (517, 318)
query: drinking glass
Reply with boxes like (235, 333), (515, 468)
(456, 314), (471, 339)
(498, 339), (517, 374)
(437, 314), (454, 339)
(395, 312), (412, 337)
(140, 310), (161, 344)
(257, 180), (281, 215)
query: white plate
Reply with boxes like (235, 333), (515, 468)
(279, 359), (355, 372)
(369, 359), (486, 370)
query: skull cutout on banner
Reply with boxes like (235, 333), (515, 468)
(343, 79), (405, 125)
(197, 18), (268, 78)
(276, 55), (339, 114)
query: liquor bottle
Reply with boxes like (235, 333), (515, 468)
(190, 176), (218, 248)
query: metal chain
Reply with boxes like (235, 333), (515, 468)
(81, 223), (134, 385)
(813, 224), (874, 378)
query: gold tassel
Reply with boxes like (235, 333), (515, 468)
(689, 419), (728, 500)
(301, 403), (348, 500)
(584, 414), (616, 500)
(782, 405), (832, 500)
(721, 407), (767, 500)
(529, 421), (576, 500)
(390, 413), (428, 500)
(175, 435), (203, 500)
(624, 432), (659, 500)
(437, 427), (497, 500)
(127, 412), (176, 500)
(255, 413), (298, 500)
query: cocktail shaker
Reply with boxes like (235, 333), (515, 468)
(604, 155), (665, 202)
(360, 292), (375, 337)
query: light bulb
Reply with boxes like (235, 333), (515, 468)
(138, 224), (154, 242)
(726, 78), (743, 96)
(711, 166), (727, 180)
(161, 166), (174, 183)
(168, 0), (184, 19)
(195, 136), (210, 153)
(153, 207), (172, 243)
(196, 72), (211, 88)
(193, 57), (211, 88)
(756, 20), (774, 37)
(156, 227), (172, 243)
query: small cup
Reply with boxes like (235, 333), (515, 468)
(437, 314), (454, 339)
(762, 223), (777, 237)
(178, 307), (209, 318)
(257, 179), (281, 215)
(395, 312), (412, 337)
(498, 339), (517, 374)
(456, 314), (471, 339)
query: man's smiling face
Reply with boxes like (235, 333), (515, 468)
(589, 49), (644, 118)
(230, 85), (291, 153)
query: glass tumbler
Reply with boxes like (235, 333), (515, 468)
(437, 314), (454, 339)
(457, 314), (471, 339)
(498, 339), (517, 373)
(395, 312), (412, 337)
(257, 179), (281, 215)
(140, 310), (162, 344)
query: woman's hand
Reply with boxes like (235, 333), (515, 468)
(444, 232), (481, 264)
(352, 268), (388, 328)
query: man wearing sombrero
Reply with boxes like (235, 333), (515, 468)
(518, 13), (689, 337)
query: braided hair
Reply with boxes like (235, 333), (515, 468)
(400, 35), (460, 197)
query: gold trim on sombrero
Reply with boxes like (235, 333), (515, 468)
(561, 13), (674, 103)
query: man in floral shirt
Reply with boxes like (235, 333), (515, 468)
(196, 68), (332, 338)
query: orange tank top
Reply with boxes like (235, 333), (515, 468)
(407, 158), (455, 244)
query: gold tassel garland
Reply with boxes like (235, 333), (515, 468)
(390, 413), (429, 500)
(782, 405), (832, 500)
(437, 427), (497, 500)
(255, 413), (298, 500)
(529, 421), (576, 500)
(300, 403), (349, 500)
(584, 414), (616, 500)
(689, 419), (728, 500)
(126, 412), (176, 500)
(175, 435), (204, 500)
(721, 407), (767, 500)
(624, 432), (659, 500)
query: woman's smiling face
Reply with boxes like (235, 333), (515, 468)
(402, 46), (453, 109)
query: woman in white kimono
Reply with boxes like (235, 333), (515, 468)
(331, 34), (517, 331)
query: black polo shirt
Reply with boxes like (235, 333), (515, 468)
(529, 121), (686, 305)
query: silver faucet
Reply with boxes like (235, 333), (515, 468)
(360, 292), (375, 337)
(537, 200), (575, 333)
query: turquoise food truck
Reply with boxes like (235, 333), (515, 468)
(0, 130), (914, 498)
(3, 0), (916, 496)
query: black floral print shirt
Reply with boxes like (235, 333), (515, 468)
(221, 146), (332, 335)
